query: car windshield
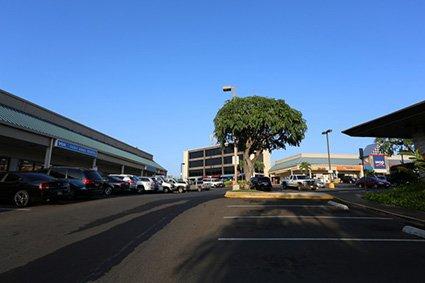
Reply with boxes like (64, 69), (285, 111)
(296, 176), (307, 180)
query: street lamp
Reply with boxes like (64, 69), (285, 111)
(322, 129), (333, 181)
(180, 163), (185, 179)
(222, 86), (239, 190)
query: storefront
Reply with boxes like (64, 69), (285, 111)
(0, 89), (166, 176)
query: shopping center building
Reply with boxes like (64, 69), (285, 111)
(0, 89), (166, 176)
(182, 144), (271, 180)
(269, 152), (405, 183)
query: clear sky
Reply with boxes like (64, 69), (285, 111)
(1, 0), (424, 175)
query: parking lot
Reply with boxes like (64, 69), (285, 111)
(0, 188), (424, 282)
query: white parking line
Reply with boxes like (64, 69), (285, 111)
(224, 216), (392, 220)
(227, 205), (329, 208)
(218, 238), (425, 242)
(0, 208), (31, 212)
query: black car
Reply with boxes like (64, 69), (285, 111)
(250, 176), (273, 191)
(39, 167), (112, 198)
(107, 176), (131, 194)
(0, 172), (71, 207)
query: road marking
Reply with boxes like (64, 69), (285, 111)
(218, 238), (425, 242)
(328, 201), (349, 211)
(403, 226), (425, 239)
(227, 205), (330, 208)
(0, 208), (31, 212)
(224, 216), (392, 220)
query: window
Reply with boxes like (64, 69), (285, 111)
(189, 150), (204, 159)
(205, 157), (222, 166)
(50, 168), (67, 178)
(205, 148), (221, 157)
(223, 156), (233, 165)
(189, 169), (203, 177)
(189, 160), (203, 168)
(84, 170), (102, 181)
(0, 157), (9, 172)
(18, 160), (43, 172)
(223, 166), (234, 175)
(223, 146), (234, 154)
(205, 167), (222, 176)
(68, 169), (84, 180)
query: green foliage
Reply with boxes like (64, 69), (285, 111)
(410, 150), (425, 174)
(375, 138), (415, 156)
(224, 180), (233, 187)
(299, 162), (312, 173)
(364, 182), (425, 211)
(214, 96), (307, 180)
(237, 180), (250, 189)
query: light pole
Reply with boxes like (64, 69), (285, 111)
(180, 163), (185, 179)
(322, 129), (333, 181)
(222, 86), (240, 190)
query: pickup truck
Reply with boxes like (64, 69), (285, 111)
(281, 175), (317, 190)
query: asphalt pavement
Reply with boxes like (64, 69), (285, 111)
(0, 189), (424, 283)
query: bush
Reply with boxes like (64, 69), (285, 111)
(364, 182), (425, 211)
(237, 180), (250, 189)
(224, 180), (233, 187)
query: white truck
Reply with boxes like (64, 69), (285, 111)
(281, 175), (317, 190)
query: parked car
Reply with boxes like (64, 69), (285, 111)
(340, 176), (358, 184)
(282, 175), (317, 190)
(315, 179), (326, 188)
(106, 176), (132, 194)
(153, 176), (175, 193)
(135, 176), (159, 193)
(40, 167), (112, 197)
(187, 178), (210, 192)
(0, 172), (71, 207)
(167, 178), (190, 193)
(203, 178), (225, 188)
(356, 176), (391, 189)
(250, 176), (273, 191)
(108, 174), (139, 192)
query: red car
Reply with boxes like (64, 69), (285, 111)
(355, 176), (391, 189)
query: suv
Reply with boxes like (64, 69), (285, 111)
(108, 174), (139, 192)
(282, 175), (317, 190)
(135, 177), (159, 193)
(167, 178), (189, 193)
(153, 176), (175, 193)
(250, 176), (272, 191)
(40, 167), (112, 197)
(203, 178), (225, 188)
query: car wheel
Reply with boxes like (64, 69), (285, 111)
(164, 187), (170, 193)
(104, 186), (113, 197)
(297, 184), (303, 191)
(373, 184), (379, 189)
(357, 184), (363, 188)
(178, 187), (184, 193)
(198, 187), (202, 192)
(282, 183), (288, 190)
(137, 186), (145, 194)
(13, 190), (31, 208)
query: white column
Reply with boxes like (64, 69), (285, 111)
(43, 138), (54, 168)
(121, 165), (125, 174)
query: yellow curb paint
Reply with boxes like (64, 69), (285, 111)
(224, 191), (334, 200)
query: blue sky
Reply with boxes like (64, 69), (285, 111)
(1, 0), (424, 175)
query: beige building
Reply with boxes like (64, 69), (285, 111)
(182, 144), (271, 180)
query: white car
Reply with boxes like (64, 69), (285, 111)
(135, 177), (159, 193)
(167, 178), (189, 193)
(203, 178), (224, 188)
(153, 176), (175, 193)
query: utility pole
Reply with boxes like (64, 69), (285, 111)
(222, 86), (240, 190)
(322, 129), (333, 181)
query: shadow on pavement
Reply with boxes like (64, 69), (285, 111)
(0, 194), (221, 283)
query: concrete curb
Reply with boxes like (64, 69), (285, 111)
(225, 191), (334, 200)
(402, 226), (425, 239)
(334, 197), (425, 227)
(328, 201), (349, 211)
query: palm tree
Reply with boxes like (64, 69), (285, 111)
(299, 162), (312, 178)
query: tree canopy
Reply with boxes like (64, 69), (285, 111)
(214, 96), (307, 181)
(375, 138), (415, 156)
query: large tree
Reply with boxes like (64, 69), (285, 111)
(214, 96), (307, 182)
(375, 138), (415, 156)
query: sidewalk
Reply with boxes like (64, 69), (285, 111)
(332, 190), (425, 226)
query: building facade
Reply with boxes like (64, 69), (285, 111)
(0, 89), (166, 176)
(269, 152), (405, 182)
(182, 144), (271, 180)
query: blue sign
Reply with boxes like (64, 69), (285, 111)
(372, 155), (386, 169)
(55, 139), (98, 158)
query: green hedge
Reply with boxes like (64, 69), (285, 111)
(364, 182), (425, 211)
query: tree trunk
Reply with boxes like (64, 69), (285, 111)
(243, 150), (254, 182)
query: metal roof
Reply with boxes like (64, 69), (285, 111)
(270, 156), (361, 173)
(0, 105), (165, 171)
(343, 100), (425, 138)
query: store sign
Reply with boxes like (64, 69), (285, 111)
(55, 139), (98, 158)
(372, 155), (386, 169)
(336, 165), (362, 171)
